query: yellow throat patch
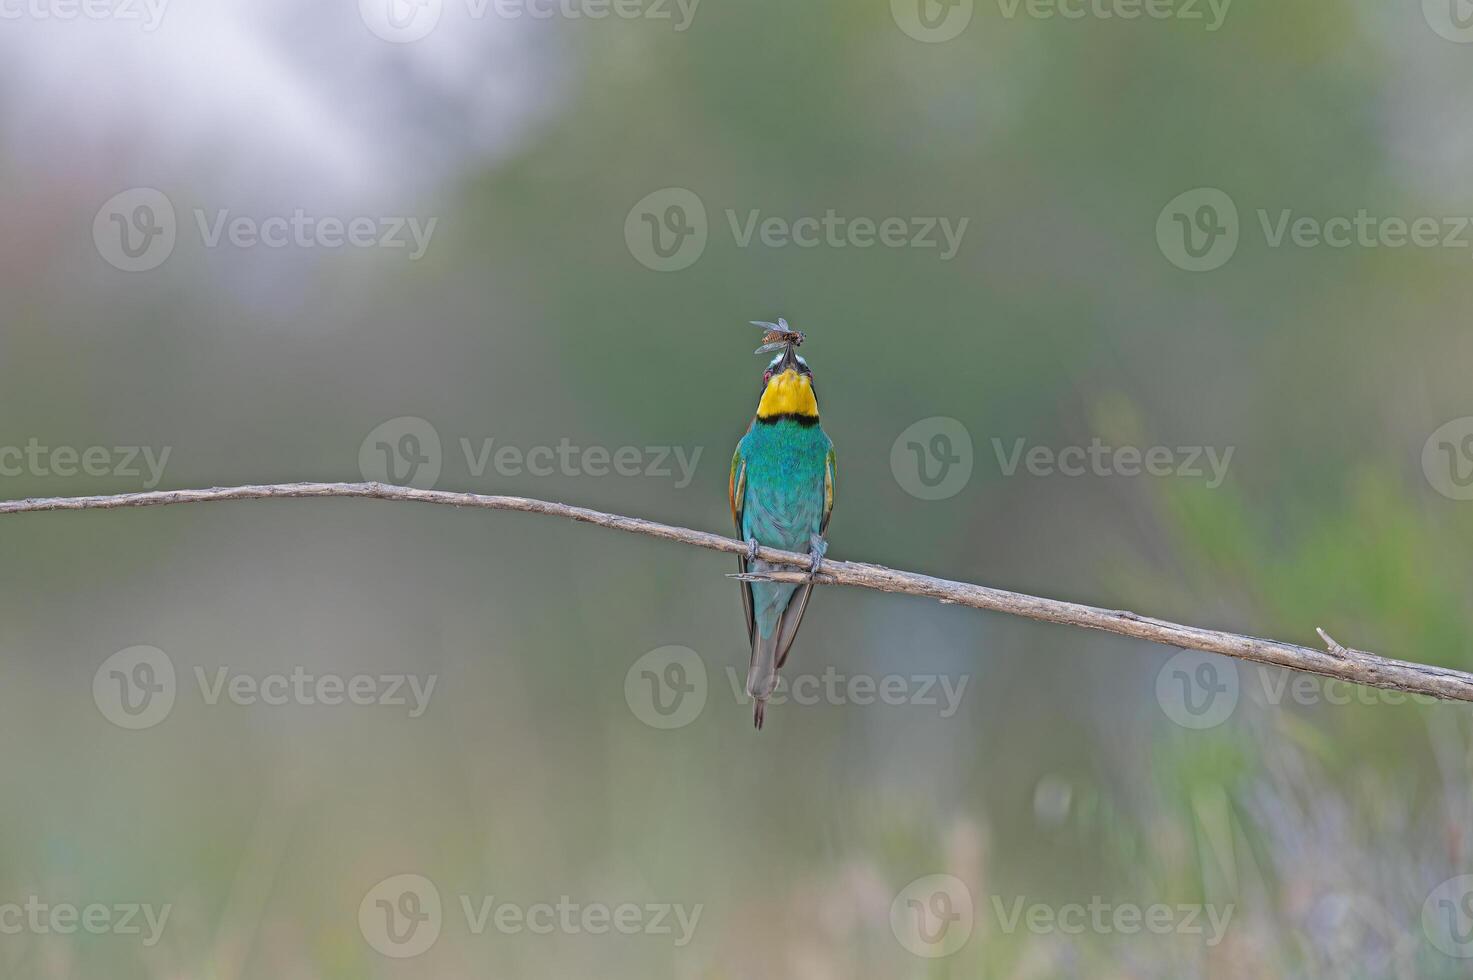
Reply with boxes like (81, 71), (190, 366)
(757, 369), (819, 419)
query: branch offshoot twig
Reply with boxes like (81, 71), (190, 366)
(1317, 627), (1351, 659)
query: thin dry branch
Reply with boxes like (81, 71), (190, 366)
(2, 481), (1470, 703)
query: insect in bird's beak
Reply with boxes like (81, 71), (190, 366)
(751, 317), (806, 356)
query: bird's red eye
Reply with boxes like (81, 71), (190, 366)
(762, 370), (773, 384)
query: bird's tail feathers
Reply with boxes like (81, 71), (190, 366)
(747, 629), (780, 731)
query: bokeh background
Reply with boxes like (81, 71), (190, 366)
(3, 0), (1473, 976)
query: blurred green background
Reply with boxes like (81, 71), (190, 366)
(3, 0), (1473, 976)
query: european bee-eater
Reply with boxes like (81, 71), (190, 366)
(729, 318), (836, 729)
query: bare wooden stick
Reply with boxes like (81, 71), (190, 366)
(2, 481), (1470, 703)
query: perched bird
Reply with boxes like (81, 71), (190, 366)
(729, 318), (836, 729)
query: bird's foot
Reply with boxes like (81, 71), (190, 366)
(807, 533), (828, 581)
(746, 537), (760, 562)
